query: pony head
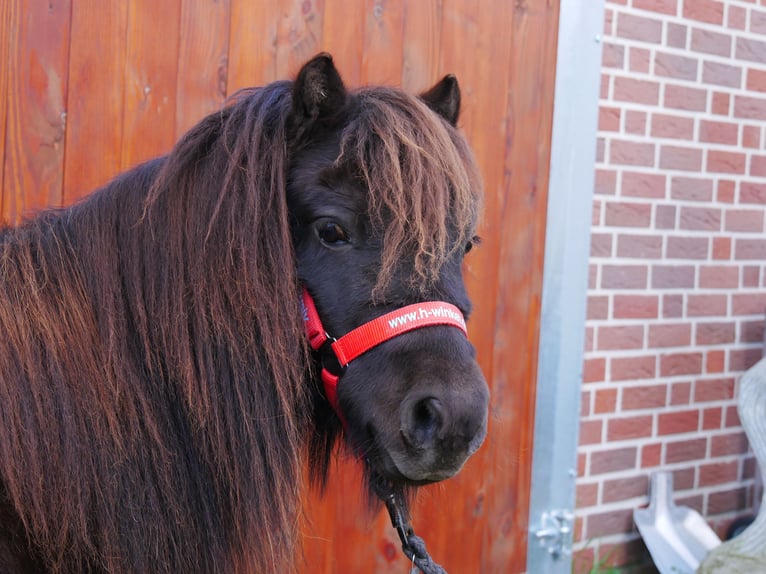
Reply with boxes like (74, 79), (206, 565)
(286, 55), (489, 490)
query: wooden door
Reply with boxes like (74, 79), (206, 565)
(0, 1), (560, 571)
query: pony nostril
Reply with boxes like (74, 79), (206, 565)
(402, 397), (444, 450)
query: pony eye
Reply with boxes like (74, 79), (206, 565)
(316, 221), (349, 246)
(465, 235), (481, 254)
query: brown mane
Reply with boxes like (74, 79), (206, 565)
(0, 73), (481, 573)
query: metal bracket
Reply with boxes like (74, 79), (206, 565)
(533, 509), (574, 560)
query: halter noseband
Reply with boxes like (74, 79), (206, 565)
(300, 287), (468, 420)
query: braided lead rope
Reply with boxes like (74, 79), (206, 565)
(376, 482), (448, 574)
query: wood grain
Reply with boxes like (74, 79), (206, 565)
(0, 0), (12, 220)
(2, 0), (70, 222)
(63, 1), (128, 202)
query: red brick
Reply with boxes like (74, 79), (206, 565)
(707, 150), (747, 174)
(660, 353), (703, 377)
(602, 264), (648, 289)
(696, 321), (736, 345)
(695, 377), (735, 402)
(590, 447), (637, 474)
(610, 140), (656, 167)
(652, 265), (695, 288)
(613, 77), (661, 105)
(664, 84), (707, 111)
(717, 180), (735, 204)
(576, 482), (598, 508)
(666, 437), (707, 463)
(746, 68), (766, 93)
(732, 292), (766, 315)
(736, 37), (766, 64)
(607, 415), (653, 441)
(629, 47), (651, 74)
(740, 318), (765, 343)
(573, 547), (595, 570)
(734, 238), (766, 260)
(623, 384), (667, 410)
(670, 381), (691, 405)
(710, 432), (749, 457)
(743, 125), (761, 148)
(712, 237), (731, 259)
(683, 0), (724, 25)
(702, 61), (741, 88)
(671, 176), (713, 202)
(691, 28), (732, 57)
(595, 168), (617, 195)
(729, 347), (762, 371)
(712, 91), (730, 115)
(655, 205), (677, 229)
(687, 294), (727, 317)
(673, 466), (696, 490)
(600, 74), (610, 100)
(616, 12), (663, 43)
(699, 266), (739, 289)
(648, 323), (691, 348)
(602, 43), (625, 69)
(599, 107), (621, 131)
(742, 265), (760, 288)
(667, 23), (687, 49)
(610, 355), (656, 381)
(706, 349), (725, 373)
(752, 8), (766, 34)
(743, 456), (756, 481)
(724, 405), (740, 428)
(679, 206), (721, 231)
(581, 390), (591, 417)
(594, 388), (617, 414)
(651, 113), (695, 139)
(583, 357), (606, 383)
(579, 419), (603, 445)
(667, 236), (709, 259)
(590, 233), (612, 257)
(585, 508), (635, 539)
(633, 0), (678, 15)
(741, 181), (766, 203)
(617, 234), (662, 258)
(597, 325), (644, 351)
(709, 487), (748, 515)
(727, 5), (746, 30)
(734, 95), (766, 119)
(725, 209), (764, 232)
(602, 475), (649, 503)
(624, 110), (647, 135)
(660, 145), (703, 171)
(605, 202), (653, 227)
(613, 295), (659, 319)
(699, 120), (739, 145)
(641, 443), (662, 467)
(702, 406), (722, 430)
(596, 137), (605, 163)
(586, 295), (609, 320)
(663, 294), (684, 318)
(622, 171), (666, 199)
(655, 51), (698, 81)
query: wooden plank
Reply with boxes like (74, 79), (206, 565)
(227, 0), (281, 92)
(120, 1), (182, 170)
(0, 0), (16, 222)
(361, 0), (405, 85)
(321, 0), (364, 87)
(175, 0), (231, 138)
(275, 0), (324, 78)
(2, 0), (71, 223)
(63, 1), (128, 203)
(401, 0), (442, 92)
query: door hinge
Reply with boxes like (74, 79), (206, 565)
(533, 509), (574, 560)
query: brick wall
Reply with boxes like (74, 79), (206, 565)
(575, 0), (766, 571)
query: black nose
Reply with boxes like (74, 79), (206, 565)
(402, 397), (445, 449)
(401, 393), (486, 454)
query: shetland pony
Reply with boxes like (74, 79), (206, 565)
(0, 54), (488, 573)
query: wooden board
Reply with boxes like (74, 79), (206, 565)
(0, 1), (560, 571)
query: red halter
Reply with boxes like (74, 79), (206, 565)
(300, 288), (468, 420)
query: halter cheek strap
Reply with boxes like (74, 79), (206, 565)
(300, 288), (468, 420)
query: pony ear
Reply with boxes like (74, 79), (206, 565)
(419, 74), (461, 126)
(292, 53), (347, 122)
